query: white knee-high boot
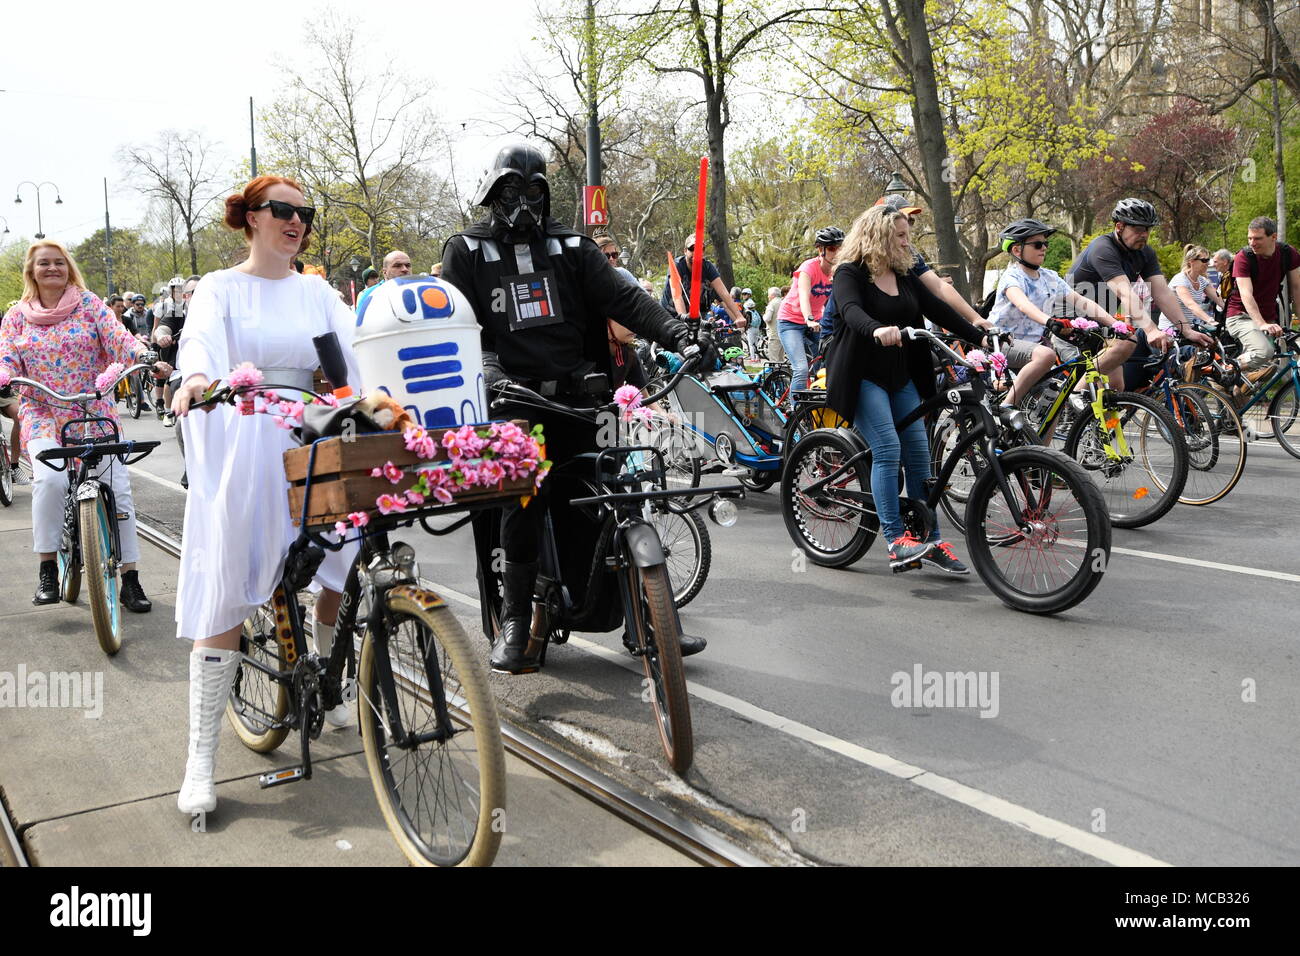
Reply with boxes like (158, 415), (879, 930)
(312, 616), (352, 728)
(178, 647), (241, 815)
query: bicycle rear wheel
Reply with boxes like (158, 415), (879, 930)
(227, 598), (291, 753)
(125, 373), (141, 419)
(964, 446), (1111, 614)
(931, 412), (984, 535)
(80, 494), (121, 655)
(1169, 384), (1246, 505)
(58, 496), (81, 603)
(0, 451), (11, 507)
(359, 586), (505, 866)
(646, 505), (710, 608)
(1268, 379), (1300, 459)
(782, 429), (876, 567)
(1063, 390), (1187, 529)
(626, 563), (692, 775)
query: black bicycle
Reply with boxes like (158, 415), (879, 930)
(473, 358), (743, 775)
(7, 364), (161, 654)
(782, 328), (1112, 615)
(193, 350), (507, 868)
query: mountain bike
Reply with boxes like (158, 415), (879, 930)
(474, 358), (743, 775)
(1015, 320), (1189, 528)
(7, 364), (161, 654)
(192, 369), (507, 867)
(1192, 326), (1300, 459)
(782, 328), (1111, 615)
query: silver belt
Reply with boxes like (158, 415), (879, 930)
(252, 366), (316, 393)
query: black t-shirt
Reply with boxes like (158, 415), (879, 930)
(1067, 233), (1162, 315)
(660, 255), (721, 313)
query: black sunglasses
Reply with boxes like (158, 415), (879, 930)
(1023, 240), (1050, 250)
(1195, 257), (1210, 263)
(605, 251), (621, 260)
(252, 199), (315, 229)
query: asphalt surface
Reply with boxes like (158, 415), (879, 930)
(115, 406), (1299, 866)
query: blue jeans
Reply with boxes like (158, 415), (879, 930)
(779, 323), (818, 391)
(853, 379), (940, 543)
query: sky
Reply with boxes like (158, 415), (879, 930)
(0, 0), (544, 246)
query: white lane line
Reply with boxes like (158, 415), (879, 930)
(128, 466), (186, 495)
(1060, 538), (1300, 584)
(426, 578), (1170, 867)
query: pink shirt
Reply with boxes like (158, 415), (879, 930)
(778, 257), (834, 326)
(0, 290), (144, 445)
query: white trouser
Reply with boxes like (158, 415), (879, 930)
(28, 437), (141, 563)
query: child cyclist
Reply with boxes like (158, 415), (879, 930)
(989, 219), (1135, 406)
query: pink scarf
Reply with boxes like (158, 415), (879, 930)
(23, 285), (82, 326)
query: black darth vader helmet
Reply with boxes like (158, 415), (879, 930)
(473, 143), (551, 236)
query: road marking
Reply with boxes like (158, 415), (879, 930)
(128, 466), (187, 495)
(427, 578), (1170, 867)
(1061, 539), (1300, 584)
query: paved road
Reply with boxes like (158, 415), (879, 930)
(118, 409), (1299, 866)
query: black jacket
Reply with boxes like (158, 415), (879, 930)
(442, 218), (686, 387)
(826, 262), (983, 422)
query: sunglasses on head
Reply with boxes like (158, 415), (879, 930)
(252, 199), (315, 229)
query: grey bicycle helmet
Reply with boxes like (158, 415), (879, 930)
(1112, 198), (1158, 227)
(815, 226), (845, 246)
(1000, 219), (1057, 256)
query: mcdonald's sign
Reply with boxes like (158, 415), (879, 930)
(583, 185), (610, 226)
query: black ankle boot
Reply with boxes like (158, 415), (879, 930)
(120, 569), (152, 613)
(33, 560), (58, 605)
(490, 561), (540, 674)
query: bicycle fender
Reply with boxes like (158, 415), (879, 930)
(76, 479), (101, 502)
(833, 426), (868, 453)
(622, 521), (666, 568)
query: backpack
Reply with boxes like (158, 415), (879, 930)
(976, 289), (997, 319)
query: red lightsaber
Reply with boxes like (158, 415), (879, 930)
(688, 156), (708, 319)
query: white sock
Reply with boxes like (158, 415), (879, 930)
(312, 616), (335, 658)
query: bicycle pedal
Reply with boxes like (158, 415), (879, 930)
(259, 767), (305, 789)
(890, 560), (922, 574)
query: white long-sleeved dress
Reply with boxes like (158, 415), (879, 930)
(176, 269), (360, 641)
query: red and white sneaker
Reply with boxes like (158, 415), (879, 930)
(888, 533), (934, 572)
(922, 541), (970, 575)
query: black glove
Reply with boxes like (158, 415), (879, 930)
(482, 351), (513, 391)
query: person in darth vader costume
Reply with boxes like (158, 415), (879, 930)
(442, 143), (711, 674)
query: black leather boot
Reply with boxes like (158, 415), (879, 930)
(120, 569), (152, 613)
(623, 629), (707, 657)
(33, 560), (58, 605)
(490, 561), (540, 674)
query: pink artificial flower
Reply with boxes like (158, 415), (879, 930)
(347, 511), (370, 528)
(1163, 325), (1179, 337)
(478, 459), (506, 487)
(405, 488), (426, 506)
(965, 349), (989, 371)
(613, 384), (644, 421)
(384, 462), (403, 483)
(1069, 318), (1099, 331)
(228, 362), (264, 389)
(1112, 321), (1133, 336)
(334, 521), (350, 537)
(990, 351), (1009, 375)
(96, 363), (126, 393)
(376, 493), (408, 515)
(432, 486), (454, 504)
(262, 390), (280, 404)
(403, 426), (438, 460)
(316, 392), (339, 407)
(272, 415), (296, 430)
(285, 400), (306, 421)
(0, 369), (9, 388)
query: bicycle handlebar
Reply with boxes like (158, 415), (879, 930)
(6, 362), (157, 406)
(905, 327), (978, 369)
(490, 353), (702, 420)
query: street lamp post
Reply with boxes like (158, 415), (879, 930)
(0, 216), (10, 236)
(885, 171), (910, 196)
(14, 181), (64, 240)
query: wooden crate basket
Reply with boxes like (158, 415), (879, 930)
(283, 423), (534, 529)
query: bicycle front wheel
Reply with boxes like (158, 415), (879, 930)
(964, 446), (1111, 614)
(1268, 379), (1300, 459)
(1169, 384), (1247, 505)
(80, 494), (121, 655)
(781, 429), (877, 567)
(359, 586), (505, 867)
(1063, 390), (1188, 528)
(626, 563), (692, 775)
(0, 452), (11, 507)
(647, 505), (711, 608)
(125, 374), (141, 418)
(226, 598), (291, 753)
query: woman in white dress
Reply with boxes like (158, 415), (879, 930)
(171, 175), (360, 816)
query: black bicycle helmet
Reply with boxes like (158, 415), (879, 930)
(815, 226), (845, 246)
(1112, 198), (1158, 227)
(999, 219), (1057, 254)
